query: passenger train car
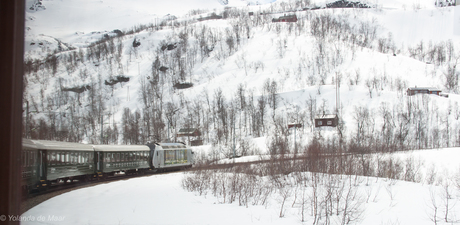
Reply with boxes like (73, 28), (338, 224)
(21, 139), (194, 192)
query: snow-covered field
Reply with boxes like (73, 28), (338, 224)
(22, 148), (460, 225)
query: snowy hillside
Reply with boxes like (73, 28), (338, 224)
(23, 0), (460, 158)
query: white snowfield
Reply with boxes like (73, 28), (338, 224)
(22, 148), (460, 225)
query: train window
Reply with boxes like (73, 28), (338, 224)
(165, 151), (175, 165)
(66, 153), (70, 164)
(50, 152), (55, 165)
(177, 150), (182, 162)
(29, 151), (34, 167)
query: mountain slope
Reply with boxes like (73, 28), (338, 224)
(23, 0), (460, 158)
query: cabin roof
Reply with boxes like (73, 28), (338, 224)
(315, 114), (338, 120)
(407, 87), (441, 92)
(278, 14), (297, 20)
(178, 128), (199, 134)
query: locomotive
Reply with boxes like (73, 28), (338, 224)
(21, 139), (194, 192)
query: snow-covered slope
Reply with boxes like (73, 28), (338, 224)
(23, 0), (460, 154)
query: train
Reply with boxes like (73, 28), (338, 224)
(21, 139), (194, 192)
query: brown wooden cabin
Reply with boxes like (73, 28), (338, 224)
(272, 14), (297, 23)
(406, 87), (442, 96)
(197, 13), (223, 22)
(314, 114), (338, 128)
(176, 128), (201, 137)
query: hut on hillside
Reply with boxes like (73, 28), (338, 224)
(272, 14), (297, 23)
(314, 114), (338, 128)
(406, 87), (442, 96)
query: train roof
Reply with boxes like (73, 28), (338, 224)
(93, 145), (150, 152)
(27, 139), (94, 151)
(22, 138), (39, 150)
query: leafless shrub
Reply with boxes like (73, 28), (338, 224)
(427, 187), (440, 225)
(455, 166), (460, 191)
(340, 177), (365, 225)
(403, 156), (423, 183)
(278, 186), (291, 218)
(440, 179), (455, 223)
(426, 164), (438, 185)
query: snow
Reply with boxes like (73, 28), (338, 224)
(22, 148), (460, 225)
(21, 0), (460, 223)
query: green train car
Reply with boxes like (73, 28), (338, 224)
(21, 139), (194, 192)
(93, 145), (151, 178)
